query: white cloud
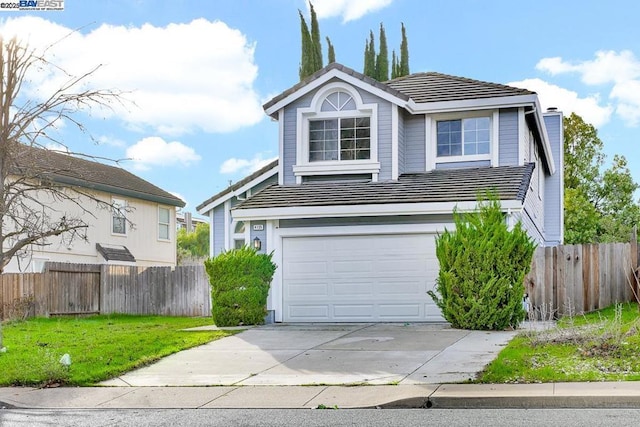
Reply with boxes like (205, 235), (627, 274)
(0, 16), (264, 135)
(537, 50), (640, 85)
(220, 154), (277, 175)
(508, 78), (613, 127)
(97, 135), (126, 148)
(309, 0), (394, 22)
(535, 50), (640, 126)
(126, 136), (201, 171)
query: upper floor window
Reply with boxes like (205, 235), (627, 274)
(112, 198), (126, 235)
(437, 117), (490, 157)
(158, 206), (170, 240)
(309, 117), (370, 162)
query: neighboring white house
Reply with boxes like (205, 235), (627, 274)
(4, 146), (185, 272)
(197, 63), (564, 323)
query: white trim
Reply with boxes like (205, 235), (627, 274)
(429, 111), (496, 166)
(295, 82), (379, 179)
(197, 166), (278, 214)
(425, 116), (434, 171)
(157, 205), (171, 242)
(491, 111), (500, 167)
(518, 108), (525, 166)
(265, 68), (408, 116)
(266, 220), (280, 319)
(223, 200), (230, 251)
(391, 104), (399, 179)
(233, 200), (524, 221)
(292, 161), (381, 176)
(279, 223), (449, 238)
(534, 98), (555, 175)
(278, 109), (284, 185)
(407, 94), (539, 114)
(208, 210), (215, 257)
(111, 197), (127, 236)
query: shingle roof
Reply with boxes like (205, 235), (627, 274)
(196, 159), (278, 212)
(262, 63), (535, 113)
(234, 164), (534, 210)
(96, 243), (136, 262)
(13, 144), (185, 207)
(386, 72), (535, 103)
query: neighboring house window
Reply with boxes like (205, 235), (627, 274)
(437, 117), (490, 157)
(309, 117), (370, 162)
(158, 206), (170, 240)
(112, 198), (126, 235)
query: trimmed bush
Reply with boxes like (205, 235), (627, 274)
(205, 246), (276, 327)
(428, 194), (536, 330)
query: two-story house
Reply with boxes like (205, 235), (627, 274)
(197, 63), (563, 323)
(4, 146), (185, 272)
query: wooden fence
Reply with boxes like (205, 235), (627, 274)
(526, 241), (639, 318)
(0, 263), (210, 320)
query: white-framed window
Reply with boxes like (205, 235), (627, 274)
(309, 117), (371, 161)
(158, 206), (170, 240)
(294, 82), (380, 181)
(437, 117), (490, 157)
(233, 221), (246, 249)
(428, 110), (498, 169)
(112, 198), (127, 235)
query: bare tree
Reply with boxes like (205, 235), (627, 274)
(0, 36), (125, 349)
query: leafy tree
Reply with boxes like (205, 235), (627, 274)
(0, 36), (122, 350)
(326, 36), (335, 63)
(428, 194), (536, 330)
(298, 10), (315, 80)
(375, 23), (389, 81)
(391, 50), (399, 79)
(177, 222), (210, 258)
(399, 22), (410, 76)
(563, 113), (640, 243)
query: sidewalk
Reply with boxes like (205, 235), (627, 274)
(2, 382), (640, 409)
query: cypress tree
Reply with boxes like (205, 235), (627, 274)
(391, 50), (399, 79)
(363, 31), (376, 79)
(399, 22), (410, 76)
(309, 2), (323, 71)
(298, 10), (315, 80)
(326, 36), (336, 63)
(375, 23), (389, 81)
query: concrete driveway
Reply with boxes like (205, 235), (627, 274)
(101, 323), (517, 387)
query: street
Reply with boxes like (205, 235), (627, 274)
(2, 408), (640, 427)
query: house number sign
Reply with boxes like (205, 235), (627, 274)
(253, 224), (264, 231)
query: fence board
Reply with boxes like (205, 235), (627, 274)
(527, 241), (638, 319)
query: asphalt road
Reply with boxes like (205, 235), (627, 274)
(2, 408), (640, 427)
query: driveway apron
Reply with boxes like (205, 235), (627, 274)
(101, 323), (517, 387)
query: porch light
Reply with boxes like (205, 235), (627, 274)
(253, 237), (262, 251)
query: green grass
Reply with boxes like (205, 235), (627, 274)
(0, 315), (234, 387)
(479, 303), (640, 383)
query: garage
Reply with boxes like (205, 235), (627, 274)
(282, 233), (443, 322)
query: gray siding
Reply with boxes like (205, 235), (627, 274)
(517, 208), (544, 246)
(397, 107), (405, 178)
(498, 108), (519, 166)
(435, 160), (490, 170)
(250, 174), (278, 195)
(522, 161), (545, 244)
(282, 91), (313, 184)
(212, 204), (225, 256)
(358, 87), (392, 181)
(250, 220), (267, 254)
(403, 113), (426, 173)
(280, 214), (454, 228)
(543, 113), (563, 245)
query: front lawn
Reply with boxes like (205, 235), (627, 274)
(479, 303), (640, 383)
(0, 315), (234, 386)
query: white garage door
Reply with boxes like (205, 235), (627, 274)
(282, 234), (442, 322)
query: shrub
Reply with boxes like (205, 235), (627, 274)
(205, 246), (276, 327)
(428, 194), (536, 330)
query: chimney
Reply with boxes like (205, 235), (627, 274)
(185, 212), (193, 232)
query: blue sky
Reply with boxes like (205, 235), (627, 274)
(2, 0), (640, 217)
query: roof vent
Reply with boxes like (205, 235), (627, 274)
(547, 107), (558, 112)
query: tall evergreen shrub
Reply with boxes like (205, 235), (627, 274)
(205, 247), (276, 327)
(428, 195), (536, 330)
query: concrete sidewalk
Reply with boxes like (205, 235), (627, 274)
(3, 383), (640, 409)
(100, 323), (518, 387)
